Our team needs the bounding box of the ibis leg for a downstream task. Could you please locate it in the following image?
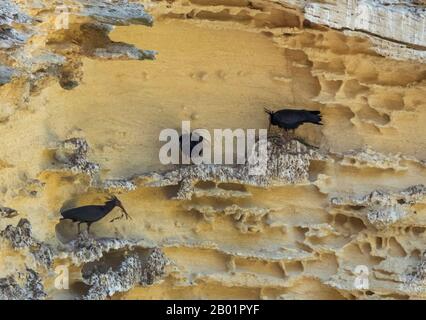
[280,130,289,143]
[87,223,92,234]
[77,222,81,234]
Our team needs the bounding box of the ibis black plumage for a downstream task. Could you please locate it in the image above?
[179,132,204,160]
[265,108,323,132]
[60,195,132,234]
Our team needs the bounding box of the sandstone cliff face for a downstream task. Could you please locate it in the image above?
[0,0,425,300]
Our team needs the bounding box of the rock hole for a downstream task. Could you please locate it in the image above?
[284,261,304,275]
[341,79,368,99]
[195,181,217,189]
[334,214,347,227]
[217,183,247,192]
[348,216,366,232]
[412,226,425,235]
[376,237,383,250]
[254,8,301,28]
[411,249,421,259]
[388,237,406,257]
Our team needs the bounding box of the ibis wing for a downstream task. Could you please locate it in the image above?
[61,205,105,222]
[274,110,304,125]
[275,109,321,125]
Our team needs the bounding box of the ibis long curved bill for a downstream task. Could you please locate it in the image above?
[118,203,132,220]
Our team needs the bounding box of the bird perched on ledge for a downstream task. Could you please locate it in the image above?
[60,195,132,234]
[179,132,205,164]
[265,108,323,132]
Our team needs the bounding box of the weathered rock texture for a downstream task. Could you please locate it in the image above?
[0,0,425,300]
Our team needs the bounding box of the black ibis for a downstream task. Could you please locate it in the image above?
[179,132,204,161]
[265,108,323,132]
[60,195,132,234]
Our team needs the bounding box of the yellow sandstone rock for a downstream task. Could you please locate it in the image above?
[0,0,425,300]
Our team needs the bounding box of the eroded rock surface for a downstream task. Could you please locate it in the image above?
[0,0,425,300]
[82,248,168,300]
[0,268,46,300]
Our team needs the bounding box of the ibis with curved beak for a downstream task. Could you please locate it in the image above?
[60,195,132,234]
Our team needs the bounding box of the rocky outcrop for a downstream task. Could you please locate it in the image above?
[0,268,46,300]
[82,248,167,300]
[284,0,426,62]
[0,0,155,121]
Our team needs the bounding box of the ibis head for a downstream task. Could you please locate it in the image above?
[107,195,132,221]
